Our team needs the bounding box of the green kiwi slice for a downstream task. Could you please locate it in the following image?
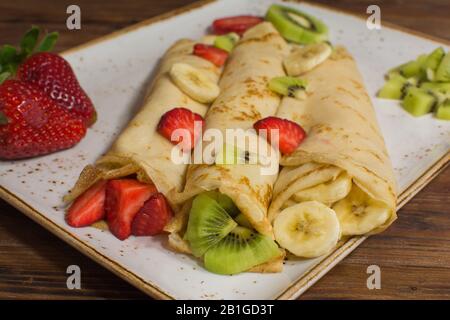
[420,82,450,94]
[269,76,308,100]
[378,74,412,100]
[421,47,445,81]
[435,53,450,82]
[204,226,282,275]
[185,193,237,257]
[214,33,239,52]
[266,4,328,44]
[402,87,437,116]
[435,100,450,120]
[202,190,239,217]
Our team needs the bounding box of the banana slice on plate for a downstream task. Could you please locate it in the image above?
[294,173,352,205]
[332,184,391,236]
[273,201,340,258]
[284,42,332,76]
[170,63,220,103]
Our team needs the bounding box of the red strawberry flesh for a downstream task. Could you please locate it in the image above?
[253,116,306,155]
[105,179,157,240]
[132,192,173,236]
[0,80,87,160]
[66,180,107,227]
[17,52,96,126]
[193,44,228,67]
[212,15,264,35]
[157,107,205,151]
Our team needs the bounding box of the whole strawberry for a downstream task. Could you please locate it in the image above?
[17,52,96,126]
[0,80,86,160]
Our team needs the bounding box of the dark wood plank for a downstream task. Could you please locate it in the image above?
[0,0,449,300]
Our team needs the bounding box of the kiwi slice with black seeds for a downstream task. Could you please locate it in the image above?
[214,33,239,52]
[202,190,239,217]
[266,4,328,44]
[185,193,237,257]
[402,87,437,116]
[204,226,282,275]
[269,76,308,100]
[436,53,450,82]
[435,99,450,120]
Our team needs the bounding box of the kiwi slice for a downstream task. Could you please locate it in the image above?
[269,76,308,100]
[266,4,328,44]
[421,47,445,81]
[399,55,427,78]
[435,53,450,82]
[435,100,450,120]
[402,87,437,116]
[204,226,282,275]
[185,193,237,257]
[202,190,239,217]
[378,74,411,100]
[214,33,239,53]
[420,82,450,93]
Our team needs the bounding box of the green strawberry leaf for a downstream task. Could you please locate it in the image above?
[20,26,40,58]
[0,72,11,84]
[37,32,59,52]
[0,111,9,125]
[0,45,17,66]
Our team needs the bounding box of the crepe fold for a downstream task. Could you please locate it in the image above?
[64,39,221,208]
[269,47,397,235]
[168,22,289,240]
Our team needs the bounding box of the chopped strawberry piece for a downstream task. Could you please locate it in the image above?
[193,44,228,67]
[66,180,107,227]
[157,107,205,151]
[132,193,173,236]
[105,179,158,240]
[212,15,264,36]
[253,116,307,155]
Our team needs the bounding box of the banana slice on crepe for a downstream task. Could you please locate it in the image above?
[293,173,352,206]
[273,201,340,258]
[170,63,220,103]
[284,42,332,76]
[332,184,391,236]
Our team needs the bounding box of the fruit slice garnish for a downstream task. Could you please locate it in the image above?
[212,15,264,36]
[202,190,240,217]
[421,47,445,81]
[377,74,412,100]
[420,82,450,94]
[213,32,240,52]
[185,193,238,257]
[265,4,328,44]
[436,52,450,82]
[402,87,437,116]
[254,116,307,155]
[66,180,107,227]
[131,192,173,236]
[203,226,282,275]
[435,100,450,120]
[169,63,220,103]
[105,179,157,240]
[284,42,332,76]
[157,107,205,151]
[268,76,308,100]
[274,201,340,258]
[193,44,228,67]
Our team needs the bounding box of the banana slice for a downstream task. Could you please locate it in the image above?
[284,42,332,76]
[294,173,352,205]
[273,201,340,258]
[169,63,220,103]
[332,184,391,236]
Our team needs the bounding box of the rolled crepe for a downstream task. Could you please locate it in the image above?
[269,47,397,236]
[169,22,289,240]
[65,39,221,209]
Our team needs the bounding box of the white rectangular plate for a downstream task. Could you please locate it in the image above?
[1,0,449,300]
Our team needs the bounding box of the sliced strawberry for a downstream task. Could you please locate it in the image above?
[131,193,173,236]
[253,116,307,155]
[66,180,107,227]
[212,15,264,36]
[157,107,205,151]
[105,179,158,240]
[193,44,228,67]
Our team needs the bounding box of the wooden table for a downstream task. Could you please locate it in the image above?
[0,0,449,300]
